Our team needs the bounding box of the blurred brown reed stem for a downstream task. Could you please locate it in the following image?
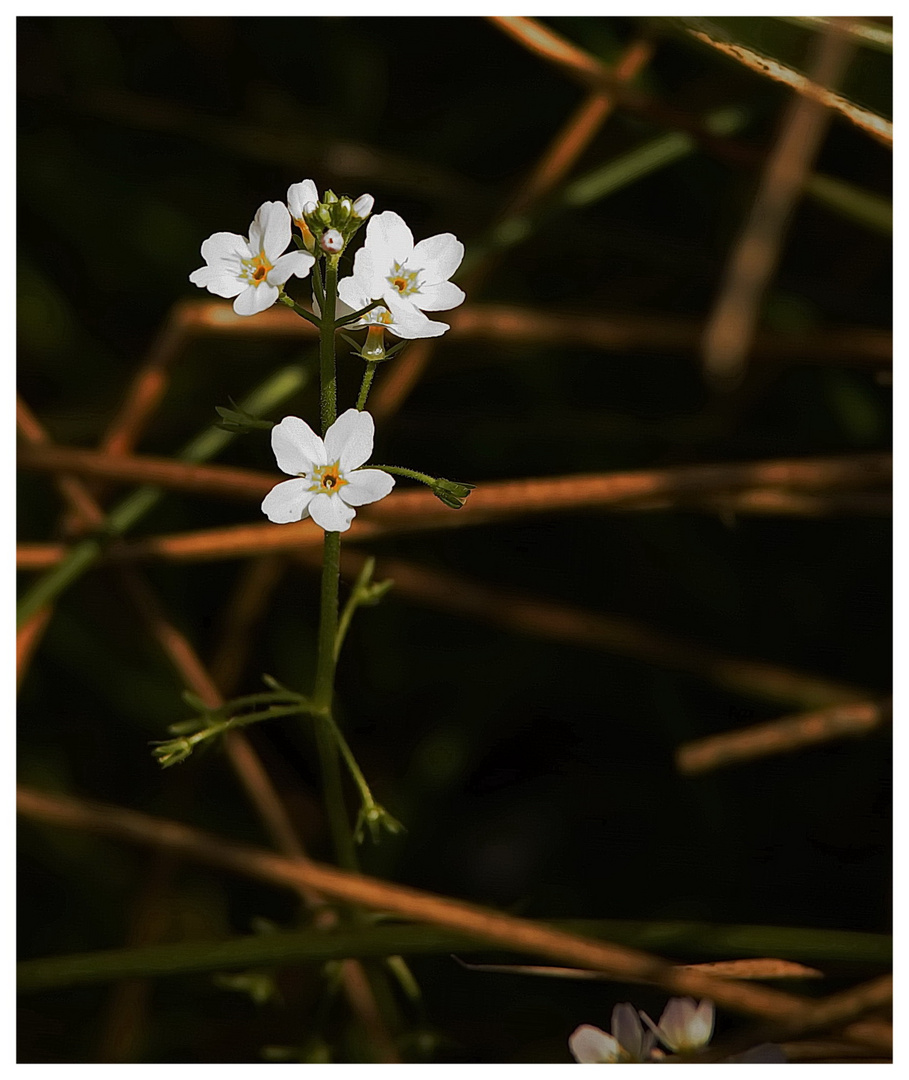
[96,849,175,1062]
[458,957,822,981]
[491,16,891,149]
[152,299,893,367]
[314,550,867,711]
[19,444,891,522]
[209,555,289,696]
[16,395,107,689]
[686,24,891,147]
[19,783,890,1043]
[17,543,66,569]
[448,304,891,367]
[100,305,189,458]
[16,606,52,691]
[676,698,891,774]
[371,36,653,421]
[702,25,857,385]
[16,475,891,574]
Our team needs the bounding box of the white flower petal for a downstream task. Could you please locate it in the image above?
[261,478,315,523]
[271,415,326,475]
[569,1026,622,1064]
[200,231,250,264]
[324,408,374,471]
[412,280,465,312]
[249,201,291,261]
[612,1003,645,1061]
[383,294,448,338]
[309,492,356,533]
[349,248,386,299]
[233,282,279,316]
[268,249,315,286]
[341,468,395,507]
[365,211,414,264]
[337,275,371,316]
[287,179,319,219]
[411,233,464,284]
[189,266,246,297]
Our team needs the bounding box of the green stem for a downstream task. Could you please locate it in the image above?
[17,365,309,627]
[337,300,383,326]
[356,361,379,411]
[17,920,891,992]
[312,256,357,873]
[312,258,326,311]
[369,464,438,486]
[319,257,339,435]
[283,296,322,330]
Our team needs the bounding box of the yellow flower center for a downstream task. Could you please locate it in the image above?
[243,250,273,287]
[310,461,348,495]
[386,262,419,297]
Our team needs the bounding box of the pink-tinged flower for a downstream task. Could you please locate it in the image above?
[189,202,314,316]
[338,210,464,337]
[641,998,715,1054]
[261,409,395,533]
[569,1004,657,1064]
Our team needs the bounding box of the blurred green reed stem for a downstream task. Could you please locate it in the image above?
[464,105,889,275]
[16,364,310,627]
[18,920,891,992]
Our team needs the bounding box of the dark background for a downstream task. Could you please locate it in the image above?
[18,16,891,1063]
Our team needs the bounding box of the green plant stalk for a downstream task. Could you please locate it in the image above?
[18,920,891,992]
[311,253,358,874]
[369,463,439,486]
[16,364,309,627]
[335,558,376,662]
[356,360,379,411]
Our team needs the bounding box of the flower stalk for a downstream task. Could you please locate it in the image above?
[312,252,357,873]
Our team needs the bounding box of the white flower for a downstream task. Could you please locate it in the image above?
[338,210,465,337]
[261,409,395,533]
[287,179,320,229]
[641,998,715,1054]
[335,277,449,340]
[189,202,314,316]
[569,1026,623,1064]
[570,1004,657,1064]
[352,193,375,219]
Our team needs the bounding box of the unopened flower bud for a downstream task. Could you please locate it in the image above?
[302,200,317,217]
[320,229,344,254]
[352,193,375,219]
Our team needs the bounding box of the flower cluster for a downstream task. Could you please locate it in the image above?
[191,178,471,533]
[569,998,785,1064]
[189,181,465,342]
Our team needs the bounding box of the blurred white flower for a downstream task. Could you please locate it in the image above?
[570,1003,657,1064]
[189,201,314,316]
[641,998,715,1054]
[261,409,394,533]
